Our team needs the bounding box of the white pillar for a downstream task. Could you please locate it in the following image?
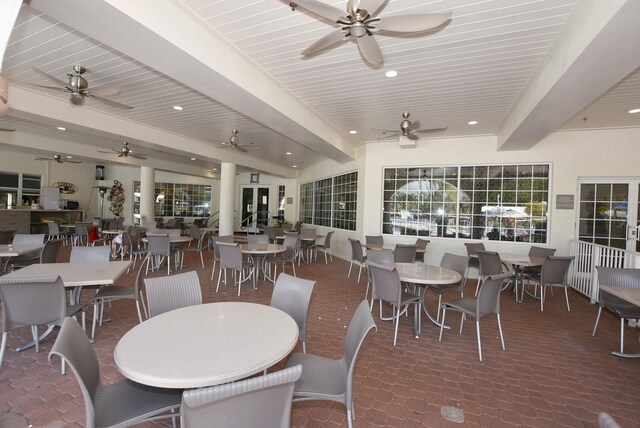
[140,166,155,230]
[219,162,236,236]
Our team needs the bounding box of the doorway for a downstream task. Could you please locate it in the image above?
[577,180,639,252]
[240,185,270,233]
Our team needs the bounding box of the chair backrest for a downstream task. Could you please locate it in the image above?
[293,220,303,232]
[348,238,364,262]
[74,223,91,237]
[0,275,67,331]
[12,233,45,245]
[540,256,574,285]
[69,245,110,263]
[596,266,640,289]
[343,300,377,406]
[144,270,203,318]
[394,244,417,263]
[323,231,334,248]
[464,242,485,256]
[415,238,429,251]
[217,242,243,270]
[147,234,171,256]
[263,226,276,241]
[165,228,182,238]
[477,250,503,276]
[528,246,556,258]
[0,229,16,244]
[247,234,269,244]
[367,249,394,264]
[40,239,64,263]
[365,235,383,248]
[440,253,469,290]
[189,225,203,240]
[49,317,101,427]
[271,273,316,345]
[476,272,512,318]
[598,412,621,428]
[300,228,316,239]
[280,236,299,260]
[211,235,235,260]
[46,221,61,236]
[180,365,302,428]
[368,262,402,306]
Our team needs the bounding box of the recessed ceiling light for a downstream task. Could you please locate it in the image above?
[285,152,292,155]
[292,165,297,168]
[349,130,357,134]
[190,157,196,161]
[629,108,640,114]
[468,120,478,125]
[66,155,73,159]
[57,126,66,131]
[173,105,184,111]
[385,70,398,78]
[212,168,218,171]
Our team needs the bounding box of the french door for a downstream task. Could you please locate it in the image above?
[240,186,270,233]
[577,180,640,252]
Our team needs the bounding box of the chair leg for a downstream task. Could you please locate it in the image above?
[393,306,400,346]
[497,314,505,350]
[459,313,466,334]
[438,307,447,342]
[564,287,570,311]
[91,303,99,340]
[619,317,625,354]
[357,265,363,283]
[216,269,223,292]
[135,301,143,323]
[32,326,40,353]
[348,261,353,278]
[476,320,483,361]
[436,295,442,323]
[592,307,602,336]
[540,284,545,311]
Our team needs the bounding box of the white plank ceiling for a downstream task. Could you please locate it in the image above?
[0,0,638,176]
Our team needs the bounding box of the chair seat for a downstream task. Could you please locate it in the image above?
[94,380,182,428]
[428,283,461,296]
[67,304,86,318]
[400,291,421,306]
[92,285,136,302]
[286,352,347,398]
[441,297,476,316]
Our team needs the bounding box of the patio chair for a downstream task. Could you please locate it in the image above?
[210,235,235,280]
[40,239,64,263]
[526,256,574,311]
[271,273,316,353]
[0,229,15,244]
[181,365,301,428]
[90,255,149,340]
[0,276,86,373]
[592,266,640,356]
[368,262,422,346]
[439,272,511,361]
[284,300,376,428]
[146,234,173,275]
[414,238,429,262]
[46,221,72,245]
[522,246,557,280]
[6,234,46,271]
[465,242,485,290]
[73,222,92,246]
[180,226,207,268]
[268,235,298,278]
[347,238,367,283]
[49,317,181,428]
[216,242,253,296]
[365,248,394,303]
[121,230,148,270]
[247,234,269,244]
[430,253,469,322]
[312,230,334,264]
[365,235,383,249]
[144,270,202,318]
[69,245,110,262]
[598,412,621,428]
[394,244,417,263]
[476,250,506,297]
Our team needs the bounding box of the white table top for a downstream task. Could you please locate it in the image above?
[600,284,640,307]
[0,243,44,257]
[240,243,287,255]
[394,263,462,285]
[2,261,131,287]
[363,243,425,253]
[496,252,545,268]
[114,302,299,389]
[142,235,193,244]
[101,229,122,236]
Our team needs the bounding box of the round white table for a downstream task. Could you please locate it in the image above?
[395,263,462,329]
[240,243,286,287]
[114,302,299,389]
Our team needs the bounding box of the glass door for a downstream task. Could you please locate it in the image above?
[577,180,639,252]
[240,186,270,233]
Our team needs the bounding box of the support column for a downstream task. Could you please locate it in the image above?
[219,162,236,236]
[140,166,155,230]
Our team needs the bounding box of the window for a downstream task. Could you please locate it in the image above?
[0,171,41,208]
[382,164,549,243]
[277,185,285,220]
[133,181,212,224]
[299,171,357,231]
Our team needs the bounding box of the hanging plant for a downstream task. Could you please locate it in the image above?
[107,180,125,217]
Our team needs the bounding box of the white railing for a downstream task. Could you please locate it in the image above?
[570,240,640,303]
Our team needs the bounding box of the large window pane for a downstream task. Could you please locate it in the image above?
[299,171,357,231]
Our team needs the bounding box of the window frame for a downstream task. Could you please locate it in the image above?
[299,171,358,231]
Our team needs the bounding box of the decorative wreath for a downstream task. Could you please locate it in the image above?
[52,181,78,194]
[107,180,125,217]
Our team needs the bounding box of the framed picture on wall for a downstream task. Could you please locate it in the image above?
[250,173,260,184]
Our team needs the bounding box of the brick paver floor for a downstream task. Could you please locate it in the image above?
[1,244,638,427]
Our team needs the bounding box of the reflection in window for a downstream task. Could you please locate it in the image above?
[299,171,357,231]
[133,181,212,224]
[382,164,549,243]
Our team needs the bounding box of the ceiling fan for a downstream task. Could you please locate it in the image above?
[98,142,147,159]
[30,65,133,110]
[0,128,15,132]
[35,154,81,164]
[291,0,452,66]
[216,129,262,153]
[376,112,448,141]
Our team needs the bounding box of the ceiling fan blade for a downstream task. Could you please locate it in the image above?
[377,12,452,33]
[87,94,133,110]
[88,85,121,98]
[0,128,15,132]
[97,149,118,154]
[409,120,421,132]
[415,127,448,133]
[357,35,383,66]
[378,132,399,139]
[129,153,148,159]
[407,133,420,141]
[347,0,359,17]
[65,159,82,163]
[359,0,385,15]
[234,145,248,153]
[294,0,345,21]
[301,29,347,57]
[32,84,63,92]
[238,145,262,152]
[35,157,49,161]
[372,128,397,133]
[33,67,67,86]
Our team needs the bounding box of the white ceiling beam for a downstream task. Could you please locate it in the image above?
[497,0,640,151]
[7,84,295,177]
[27,0,355,163]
